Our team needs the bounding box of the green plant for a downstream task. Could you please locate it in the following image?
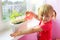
[10,10,24,24]
[2,2,5,5]
[10,10,19,20]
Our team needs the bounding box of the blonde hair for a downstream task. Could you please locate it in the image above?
[38,4,56,19]
[53,10,56,19]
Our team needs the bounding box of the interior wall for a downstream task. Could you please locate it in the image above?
[0,0,9,31]
[0,0,4,31]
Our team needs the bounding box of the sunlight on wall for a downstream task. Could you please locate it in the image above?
[26,0,46,15]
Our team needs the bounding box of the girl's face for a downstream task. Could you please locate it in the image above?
[39,13,52,23]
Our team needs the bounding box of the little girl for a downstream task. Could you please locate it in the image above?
[10,4,56,40]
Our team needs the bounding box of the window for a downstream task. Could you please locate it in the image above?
[2,0,26,22]
[2,0,45,22]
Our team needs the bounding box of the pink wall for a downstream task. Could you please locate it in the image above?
[18,33,37,40]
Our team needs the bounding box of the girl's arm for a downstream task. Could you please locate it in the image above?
[33,14,40,21]
[10,25,42,37]
[19,26,42,34]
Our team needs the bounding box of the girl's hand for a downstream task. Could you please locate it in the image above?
[10,31,20,37]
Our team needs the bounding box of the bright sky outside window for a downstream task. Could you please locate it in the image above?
[2,0,24,2]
